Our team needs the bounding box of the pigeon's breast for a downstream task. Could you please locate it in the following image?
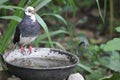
[19,20,40,37]
[19,36,37,46]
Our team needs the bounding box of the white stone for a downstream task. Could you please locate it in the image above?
[68,73,85,80]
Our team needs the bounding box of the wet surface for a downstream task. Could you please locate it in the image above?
[9,57,73,69]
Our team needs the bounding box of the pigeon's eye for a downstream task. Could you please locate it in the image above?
[28,10,32,13]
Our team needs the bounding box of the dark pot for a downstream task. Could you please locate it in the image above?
[2,48,79,80]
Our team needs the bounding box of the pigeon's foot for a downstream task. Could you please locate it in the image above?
[28,45,32,54]
[20,46,25,55]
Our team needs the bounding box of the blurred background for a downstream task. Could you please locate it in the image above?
[0,0,120,80]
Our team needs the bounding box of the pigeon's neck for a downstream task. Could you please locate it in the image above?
[30,15,36,22]
[25,13,36,22]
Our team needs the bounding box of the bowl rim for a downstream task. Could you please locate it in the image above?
[4,48,79,70]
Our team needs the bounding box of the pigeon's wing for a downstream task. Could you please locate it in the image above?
[13,25,20,44]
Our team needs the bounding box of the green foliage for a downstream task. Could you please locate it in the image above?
[99,74,113,80]
[0,0,8,5]
[0,0,27,53]
[34,0,51,12]
[68,0,77,17]
[103,27,120,51]
[116,26,120,32]
[76,0,95,8]
[41,13,67,25]
[87,71,104,80]
[0,5,24,11]
[94,27,120,80]
[0,16,21,22]
[34,30,69,48]
[75,40,120,80]
[75,43,104,79]
[103,38,120,51]
[77,63,92,73]
[35,14,54,47]
[88,26,120,80]
[0,0,68,53]
[100,51,120,72]
[100,73,120,80]
[96,0,107,23]
[46,0,77,17]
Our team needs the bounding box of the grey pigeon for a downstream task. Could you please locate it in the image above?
[13,6,40,54]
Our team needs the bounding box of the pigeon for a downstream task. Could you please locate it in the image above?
[13,6,40,54]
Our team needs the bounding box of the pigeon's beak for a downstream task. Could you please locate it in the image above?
[31,10,35,14]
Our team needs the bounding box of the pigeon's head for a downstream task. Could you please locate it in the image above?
[25,6,36,22]
[25,6,35,16]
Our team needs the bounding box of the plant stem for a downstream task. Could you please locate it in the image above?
[109,0,114,37]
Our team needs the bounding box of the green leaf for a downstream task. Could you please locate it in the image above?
[41,13,67,25]
[34,30,68,47]
[53,42,66,50]
[77,63,92,73]
[0,0,8,5]
[106,52,120,72]
[35,0,51,11]
[87,71,104,80]
[96,0,105,23]
[36,30,68,41]
[104,38,120,51]
[0,16,22,22]
[100,51,120,72]
[0,5,25,11]
[99,73,120,80]
[69,0,77,17]
[27,0,37,6]
[35,13,54,48]
[99,74,113,80]
[35,41,65,50]
[116,27,120,32]
[32,0,43,7]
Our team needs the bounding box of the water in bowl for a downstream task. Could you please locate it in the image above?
[9,57,73,69]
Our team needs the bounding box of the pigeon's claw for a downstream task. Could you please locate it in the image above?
[28,45,33,54]
[20,46,25,55]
